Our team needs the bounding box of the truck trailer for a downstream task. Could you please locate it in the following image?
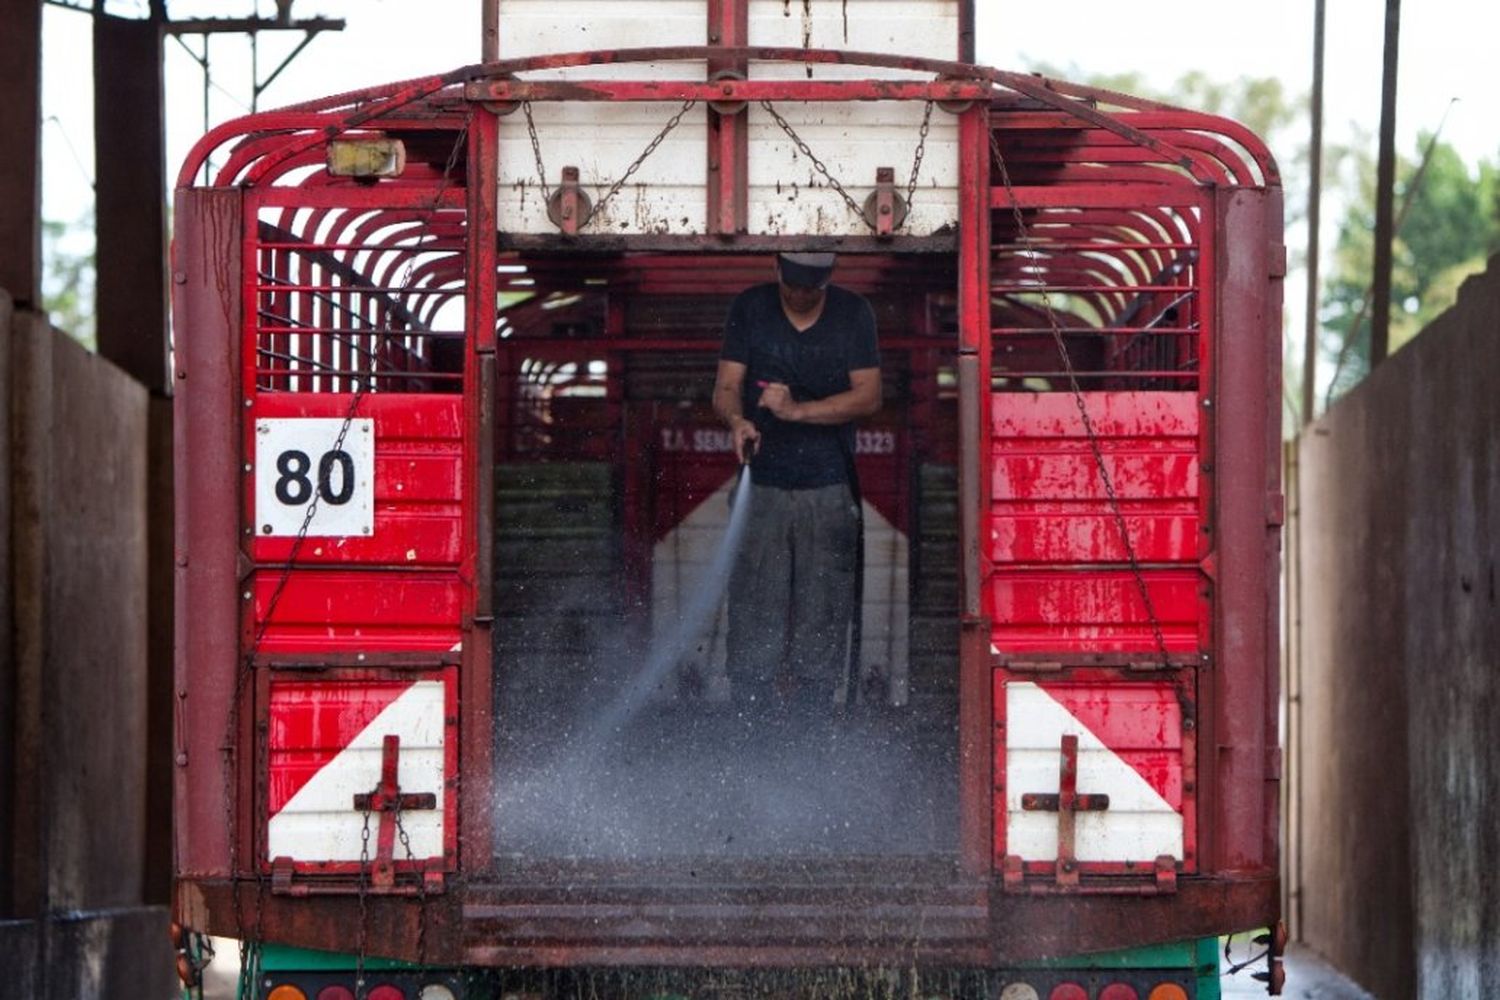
[171,3,1286,997]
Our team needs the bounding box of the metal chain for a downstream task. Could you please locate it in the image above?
[585,99,698,228]
[988,129,1174,669]
[392,804,428,967]
[356,804,373,1000]
[759,100,874,230]
[906,100,935,208]
[760,98,934,232]
[521,101,551,202]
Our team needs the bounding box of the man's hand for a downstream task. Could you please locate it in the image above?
[757,381,801,421]
[731,416,761,464]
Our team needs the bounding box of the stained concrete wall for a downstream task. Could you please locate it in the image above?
[0,289,175,997]
[1294,255,1500,998]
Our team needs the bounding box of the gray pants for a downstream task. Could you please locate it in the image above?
[726,481,860,706]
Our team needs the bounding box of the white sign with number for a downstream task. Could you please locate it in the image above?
[254,418,375,537]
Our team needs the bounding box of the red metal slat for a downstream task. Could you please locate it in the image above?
[251,570,464,653]
[993,392,1198,437]
[993,508,1198,565]
[988,570,1200,654]
[992,447,1199,502]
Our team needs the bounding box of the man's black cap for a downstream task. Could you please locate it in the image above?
[777,252,837,289]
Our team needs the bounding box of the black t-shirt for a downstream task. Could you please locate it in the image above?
[720,283,880,489]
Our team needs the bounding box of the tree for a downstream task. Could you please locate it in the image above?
[1320,136,1500,404]
[41,212,97,350]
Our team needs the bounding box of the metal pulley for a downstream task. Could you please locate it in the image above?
[546,166,593,234]
[708,69,748,116]
[861,166,909,236]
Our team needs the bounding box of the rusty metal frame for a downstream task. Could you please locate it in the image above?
[172,41,1282,969]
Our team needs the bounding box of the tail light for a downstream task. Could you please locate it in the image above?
[1147,985,1190,1000]
[315,988,356,1000]
[998,985,1041,1000]
[1099,985,1141,1000]
[366,987,407,1000]
[1048,985,1089,1000]
[267,988,309,1000]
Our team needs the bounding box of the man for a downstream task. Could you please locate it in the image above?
[712,251,881,713]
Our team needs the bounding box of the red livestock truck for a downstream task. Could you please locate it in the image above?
[171,3,1285,997]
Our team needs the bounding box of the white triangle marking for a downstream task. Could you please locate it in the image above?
[268,680,445,862]
[1006,681,1183,862]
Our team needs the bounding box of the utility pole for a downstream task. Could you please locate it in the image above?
[1370,0,1401,367]
[1301,0,1325,426]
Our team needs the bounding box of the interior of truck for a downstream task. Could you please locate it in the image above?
[486,250,965,863]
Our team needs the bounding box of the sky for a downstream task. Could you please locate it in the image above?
[38,0,1500,401]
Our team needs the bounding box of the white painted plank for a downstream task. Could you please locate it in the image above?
[494,0,960,235]
[268,682,446,861]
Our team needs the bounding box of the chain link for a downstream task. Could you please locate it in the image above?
[585,99,698,229]
[906,100,935,208]
[988,130,1174,669]
[521,100,551,203]
[760,99,934,232]
[759,100,874,230]
[356,804,373,1000]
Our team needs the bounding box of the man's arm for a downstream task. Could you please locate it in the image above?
[757,367,881,425]
[713,359,761,463]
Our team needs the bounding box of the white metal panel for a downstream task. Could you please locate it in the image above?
[494,0,960,235]
[1005,681,1184,863]
[254,418,374,538]
[496,0,708,79]
[745,100,957,235]
[747,0,958,78]
[498,102,710,234]
[267,681,446,861]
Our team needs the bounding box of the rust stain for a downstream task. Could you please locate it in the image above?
[802,0,814,78]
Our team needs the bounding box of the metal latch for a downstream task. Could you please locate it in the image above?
[1020,734,1110,887]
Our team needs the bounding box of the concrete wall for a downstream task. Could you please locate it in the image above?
[1293,255,1500,998]
[0,290,175,998]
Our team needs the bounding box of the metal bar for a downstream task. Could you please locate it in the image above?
[494,233,957,254]
[993,327,1201,336]
[957,104,992,881]
[161,16,346,35]
[0,0,42,305]
[256,327,462,338]
[994,284,1197,294]
[1370,0,1401,367]
[481,0,498,62]
[1301,0,1326,425]
[1056,734,1080,886]
[958,0,975,62]
[252,367,461,380]
[490,336,953,352]
[467,79,989,103]
[461,107,499,880]
[706,0,748,236]
[991,187,1203,210]
[94,13,170,393]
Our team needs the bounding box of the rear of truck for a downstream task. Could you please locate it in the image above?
[172,3,1285,997]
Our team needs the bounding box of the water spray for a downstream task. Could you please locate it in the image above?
[581,462,755,748]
